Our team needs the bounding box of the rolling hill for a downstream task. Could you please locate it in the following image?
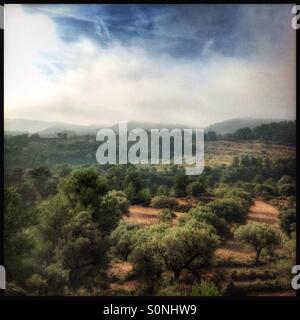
[4,117,290,137]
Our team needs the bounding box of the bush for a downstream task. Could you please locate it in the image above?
[186,181,205,197]
[277,175,294,187]
[191,280,221,296]
[44,264,68,295]
[173,203,192,212]
[110,221,140,260]
[278,184,296,197]
[231,269,276,281]
[187,206,231,239]
[106,190,130,213]
[159,209,176,223]
[156,185,169,196]
[207,198,248,224]
[226,188,253,205]
[287,196,296,207]
[138,188,152,206]
[26,274,48,295]
[150,196,177,209]
[254,184,277,198]
[234,280,282,293]
[279,209,296,235]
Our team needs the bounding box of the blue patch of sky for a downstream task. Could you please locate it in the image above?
[24,4,261,60]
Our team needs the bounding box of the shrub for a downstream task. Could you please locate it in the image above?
[186,181,205,197]
[207,198,248,224]
[110,221,140,260]
[106,190,130,213]
[277,175,294,187]
[226,188,253,205]
[287,196,296,207]
[234,280,282,293]
[187,206,231,239]
[254,184,277,198]
[26,274,48,295]
[278,184,296,197]
[279,209,296,235]
[138,188,152,206]
[44,264,68,295]
[150,196,177,209]
[191,280,221,296]
[159,209,176,223]
[156,185,169,196]
[173,203,192,212]
[231,269,276,281]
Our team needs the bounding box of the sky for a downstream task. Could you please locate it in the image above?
[4,4,296,127]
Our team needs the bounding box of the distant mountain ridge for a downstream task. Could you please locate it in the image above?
[4,117,291,137]
[4,119,56,134]
[205,118,285,135]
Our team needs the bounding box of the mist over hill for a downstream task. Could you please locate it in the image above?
[4,117,291,137]
[4,119,56,134]
[205,118,285,135]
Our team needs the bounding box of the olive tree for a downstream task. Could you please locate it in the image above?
[131,224,169,294]
[185,206,231,239]
[161,220,220,280]
[109,221,140,260]
[234,222,280,265]
[59,211,106,288]
[208,198,248,224]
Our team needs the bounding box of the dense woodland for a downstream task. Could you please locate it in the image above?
[4,120,296,296]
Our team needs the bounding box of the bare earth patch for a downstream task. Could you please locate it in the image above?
[124,204,186,226]
[215,241,255,261]
[107,260,133,281]
[109,280,140,293]
[106,260,140,293]
[247,200,279,225]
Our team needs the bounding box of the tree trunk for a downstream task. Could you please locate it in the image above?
[173,269,181,281]
[255,248,262,265]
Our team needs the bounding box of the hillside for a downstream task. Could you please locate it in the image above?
[206,118,286,135]
[4,119,56,134]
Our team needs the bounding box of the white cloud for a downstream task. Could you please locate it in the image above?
[4,4,296,127]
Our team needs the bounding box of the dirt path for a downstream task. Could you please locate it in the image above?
[124,204,185,225]
[215,241,255,261]
[107,260,140,293]
[247,200,279,225]
[124,205,161,225]
[107,260,133,281]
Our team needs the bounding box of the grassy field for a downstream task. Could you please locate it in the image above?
[204,140,296,167]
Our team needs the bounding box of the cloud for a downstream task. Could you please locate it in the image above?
[4,4,296,127]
